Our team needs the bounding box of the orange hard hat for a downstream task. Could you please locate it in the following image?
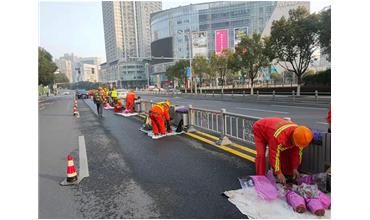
[98,87,102,90]
[293,126,313,148]
[165,100,171,107]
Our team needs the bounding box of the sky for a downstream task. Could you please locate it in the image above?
[39,0,331,62]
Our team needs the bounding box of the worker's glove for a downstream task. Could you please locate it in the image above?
[277,173,286,185]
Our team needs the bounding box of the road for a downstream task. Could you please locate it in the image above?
[139,94,330,132]
[39,95,255,218]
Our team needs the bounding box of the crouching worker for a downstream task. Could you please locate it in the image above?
[125,90,137,113]
[149,100,171,138]
[253,117,313,184]
[114,99,124,113]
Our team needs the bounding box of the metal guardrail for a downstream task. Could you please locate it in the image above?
[189,106,260,146]
[135,98,330,173]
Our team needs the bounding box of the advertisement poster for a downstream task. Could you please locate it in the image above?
[192,31,208,57]
[234,27,248,48]
[215,29,229,55]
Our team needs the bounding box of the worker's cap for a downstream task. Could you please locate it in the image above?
[293,126,313,148]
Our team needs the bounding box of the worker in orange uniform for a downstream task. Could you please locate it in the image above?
[125,90,137,113]
[252,117,313,184]
[149,100,171,137]
[114,99,124,113]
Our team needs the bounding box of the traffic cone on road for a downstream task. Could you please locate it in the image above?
[66,155,78,183]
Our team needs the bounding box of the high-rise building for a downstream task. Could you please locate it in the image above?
[101,1,162,88]
[150,1,310,87]
[56,54,102,83]
[55,58,73,83]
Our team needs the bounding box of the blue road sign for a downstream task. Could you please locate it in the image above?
[186,67,191,79]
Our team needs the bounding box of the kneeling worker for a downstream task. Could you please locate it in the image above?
[149,100,171,137]
[125,90,137,113]
[253,117,313,184]
[114,99,124,112]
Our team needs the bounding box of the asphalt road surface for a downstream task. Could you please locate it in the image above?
[140,94,330,132]
[39,95,255,218]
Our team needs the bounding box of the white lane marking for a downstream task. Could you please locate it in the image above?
[316,122,329,125]
[271,105,327,110]
[235,107,289,114]
[78,135,89,179]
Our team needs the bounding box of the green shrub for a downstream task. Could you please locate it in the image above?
[303,69,331,85]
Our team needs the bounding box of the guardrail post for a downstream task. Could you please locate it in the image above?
[216,108,232,145]
[315,90,318,103]
[138,100,143,113]
[273,90,276,101]
[243,90,245,97]
[231,90,234,98]
[187,104,196,132]
[292,90,296,102]
[256,90,259,101]
[213,91,215,97]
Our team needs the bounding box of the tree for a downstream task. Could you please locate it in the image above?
[235,33,272,95]
[191,55,209,92]
[318,8,331,61]
[269,7,319,96]
[54,73,70,84]
[38,47,57,86]
[165,59,189,89]
[210,49,234,94]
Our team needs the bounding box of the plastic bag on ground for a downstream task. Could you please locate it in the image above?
[250,175,279,201]
[286,190,306,213]
[306,198,325,216]
[266,169,277,188]
[296,175,315,185]
[318,191,331,209]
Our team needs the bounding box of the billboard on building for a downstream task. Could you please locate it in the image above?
[151,37,173,64]
[215,29,229,55]
[192,31,208,58]
[234,27,248,48]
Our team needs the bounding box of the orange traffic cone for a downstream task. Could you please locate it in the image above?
[60,155,79,186]
[73,105,78,115]
[66,155,78,183]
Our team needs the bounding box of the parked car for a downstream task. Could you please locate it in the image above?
[76,89,88,99]
[63,91,70,95]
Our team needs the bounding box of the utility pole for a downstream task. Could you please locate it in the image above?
[188,31,193,94]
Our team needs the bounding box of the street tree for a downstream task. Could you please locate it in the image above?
[210,49,234,94]
[191,55,209,93]
[165,59,189,89]
[39,47,57,86]
[318,7,331,61]
[235,33,271,95]
[54,73,69,84]
[269,7,319,96]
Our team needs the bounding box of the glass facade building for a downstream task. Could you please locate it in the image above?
[150,1,309,87]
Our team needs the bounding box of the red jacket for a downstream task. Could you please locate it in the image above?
[253,118,303,176]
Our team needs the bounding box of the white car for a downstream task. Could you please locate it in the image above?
[63,91,70,95]
[117,89,127,99]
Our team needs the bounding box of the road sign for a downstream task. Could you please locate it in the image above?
[186,67,191,79]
